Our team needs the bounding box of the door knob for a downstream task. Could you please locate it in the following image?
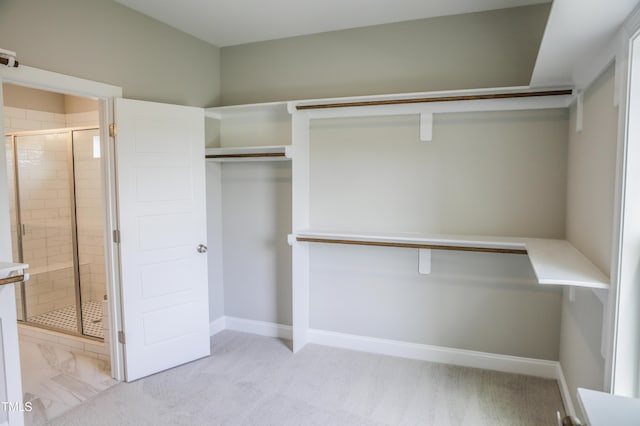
[197,244,208,253]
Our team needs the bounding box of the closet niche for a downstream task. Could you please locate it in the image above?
[205,103,293,332]
[205,88,608,361]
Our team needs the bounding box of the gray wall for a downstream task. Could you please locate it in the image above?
[0,0,220,107]
[207,106,293,324]
[310,111,568,238]
[307,110,567,360]
[562,64,618,413]
[221,162,292,325]
[216,3,567,360]
[0,0,221,322]
[221,4,550,105]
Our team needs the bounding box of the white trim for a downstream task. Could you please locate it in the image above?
[610,23,640,397]
[100,98,124,382]
[291,110,311,353]
[557,363,577,417]
[211,316,293,340]
[0,65,125,382]
[307,328,559,379]
[0,65,121,99]
[211,319,571,404]
[209,316,227,335]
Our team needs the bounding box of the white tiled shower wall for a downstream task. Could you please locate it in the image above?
[74,128,107,303]
[4,106,104,320]
[3,107,98,131]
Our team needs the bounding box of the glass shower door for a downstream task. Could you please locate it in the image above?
[14,131,82,334]
[72,128,106,338]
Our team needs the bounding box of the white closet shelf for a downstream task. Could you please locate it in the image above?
[294,88,573,111]
[205,101,289,119]
[0,262,28,279]
[0,262,29,286]
[294,230,609,289]
[205,145,291,162]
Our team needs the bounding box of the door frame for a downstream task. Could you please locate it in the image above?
[0,64,125,380]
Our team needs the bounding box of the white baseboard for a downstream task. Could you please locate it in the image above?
[210,316,292,340]
[209,316,227,336]
[210,319,563,383]
[307,328,560,379]
[556,363,576,416]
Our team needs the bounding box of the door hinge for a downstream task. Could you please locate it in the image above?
[113,229,121,244]
[109,123,118,137]
[118,330,126,344]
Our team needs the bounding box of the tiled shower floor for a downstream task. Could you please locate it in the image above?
[28,300,103,338]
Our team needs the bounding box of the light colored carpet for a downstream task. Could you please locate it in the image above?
[48,330,564,425]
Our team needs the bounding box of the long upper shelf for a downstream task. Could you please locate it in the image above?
[295,89,573,110]
[205,86,575,117]
[295,231,609,289]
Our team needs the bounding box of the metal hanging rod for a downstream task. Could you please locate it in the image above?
[296,237,528,255]
[0,56,19,68]
[205,152,287,159]
[0,274,24,286]
[295,89,573,110]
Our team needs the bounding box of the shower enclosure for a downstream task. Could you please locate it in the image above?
[5,127,106,339]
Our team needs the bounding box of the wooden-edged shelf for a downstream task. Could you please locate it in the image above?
[205,145,291,162]
[294,231,609,289]
[0,262,29,286]
[295,89,573,110]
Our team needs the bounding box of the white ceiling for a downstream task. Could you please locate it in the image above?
[114,0,550,47]
[531,0,640,87]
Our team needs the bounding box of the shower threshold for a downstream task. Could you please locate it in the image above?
[27,300,104,339]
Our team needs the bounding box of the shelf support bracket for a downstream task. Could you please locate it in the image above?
[420,112,433,142]
[576,92,584,132]
[419,249,432,274]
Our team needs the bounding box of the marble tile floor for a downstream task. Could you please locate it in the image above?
[18,338,117,425]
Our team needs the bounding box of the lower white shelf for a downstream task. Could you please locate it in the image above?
[294,230,609,289]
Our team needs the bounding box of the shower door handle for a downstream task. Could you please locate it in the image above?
[197,244,208,254]
[21,224,26,236]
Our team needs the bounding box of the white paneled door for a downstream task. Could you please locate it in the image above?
[114,99,209,381]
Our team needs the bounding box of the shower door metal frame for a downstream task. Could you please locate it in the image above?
[7,134,26,324]
[67,129,84,336]
[6,126,102,341]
